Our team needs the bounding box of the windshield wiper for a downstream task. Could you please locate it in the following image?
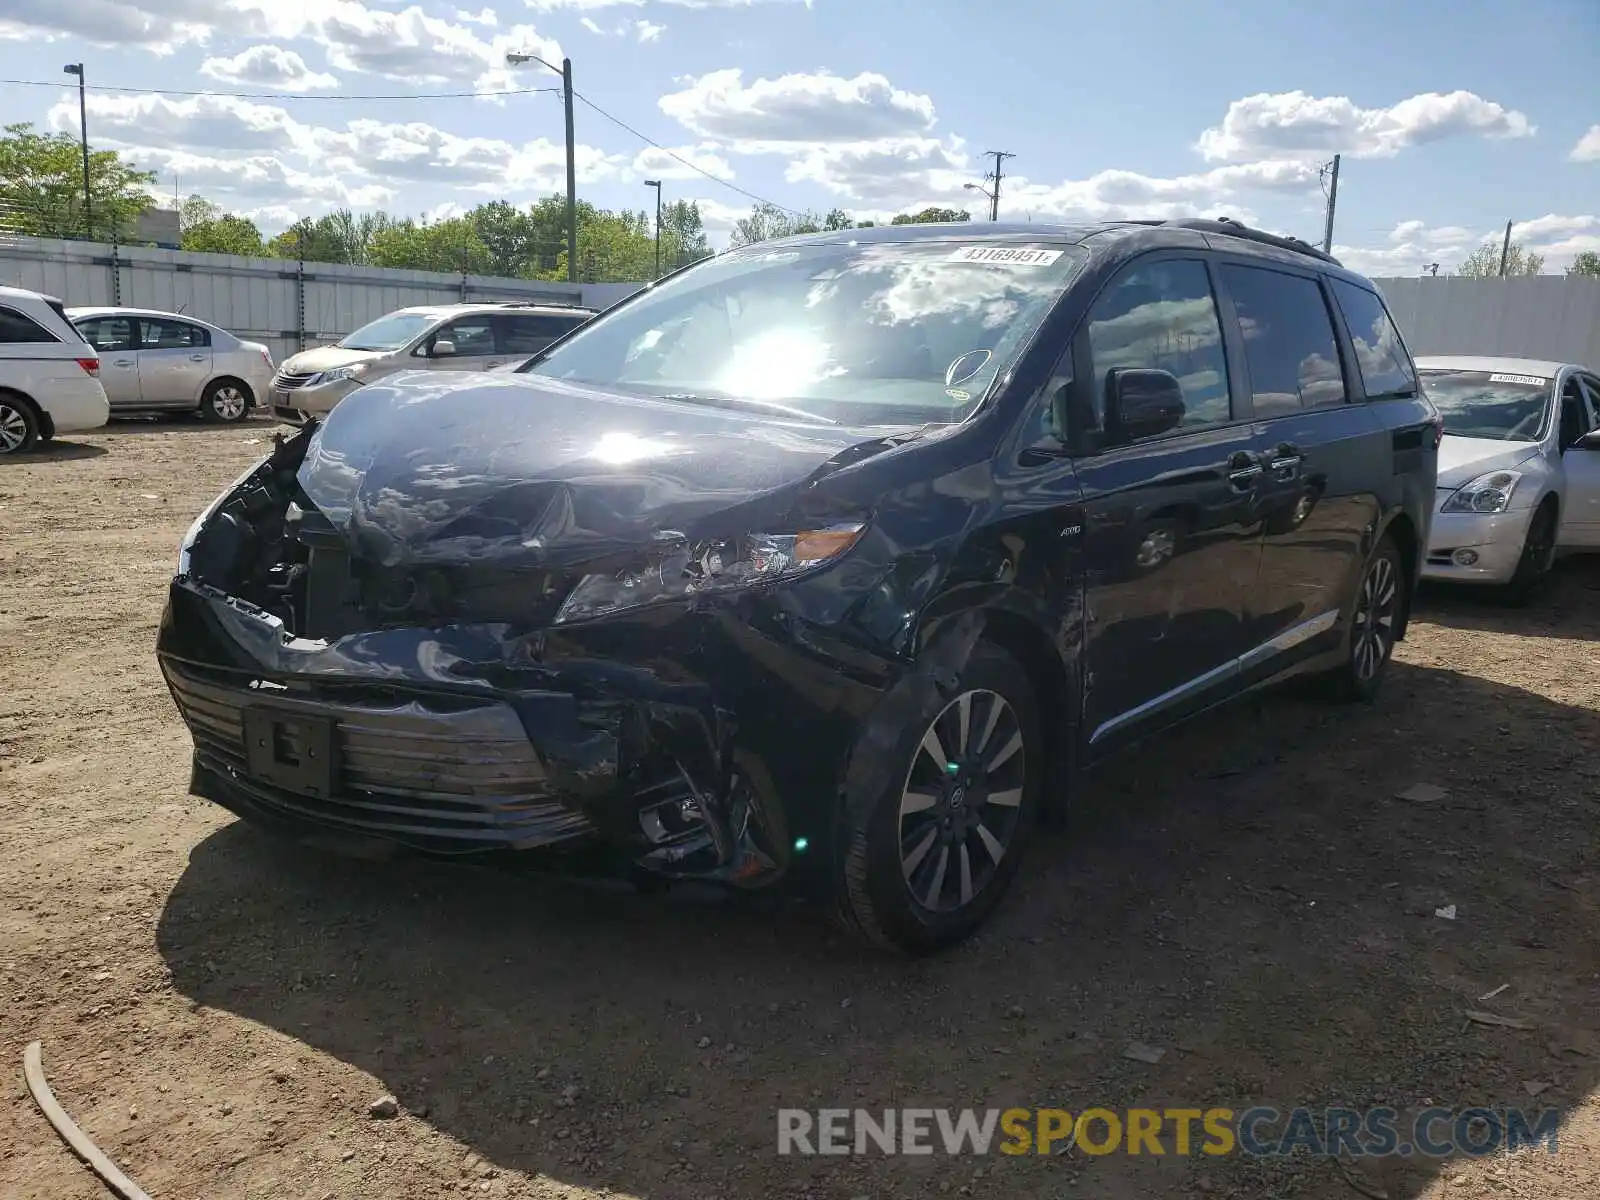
[656,392,838,425]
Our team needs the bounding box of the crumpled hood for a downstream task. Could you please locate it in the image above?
[1436,435,1543,490]
[297,371,898,569]
[280,345,386,376]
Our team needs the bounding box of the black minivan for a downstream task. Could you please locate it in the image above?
[159,218,1440,954]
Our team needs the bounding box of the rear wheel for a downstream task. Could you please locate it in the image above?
[836,641,1042,955]
[1502,501,1557,607]
[200,379,251,423]
[0,394,39,455]
[1324,534,1404,703]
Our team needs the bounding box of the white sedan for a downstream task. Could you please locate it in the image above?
[68,307,275,424]
[1417,355,1600,600]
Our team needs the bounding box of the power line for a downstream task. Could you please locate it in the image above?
[0,78,561,102]
[570,89,803,216]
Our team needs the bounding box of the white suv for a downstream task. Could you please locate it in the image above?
[0,285,110,455]
[269,301,595,423]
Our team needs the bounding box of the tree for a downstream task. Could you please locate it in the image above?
[0,121,155,240]
[178,194,264,256]
[659,199,711,269]
[471,200,538,277]
[1566,251,1600,278]
[729,201,854,247]
[1456,238,1545,277]
[890,207,971,225]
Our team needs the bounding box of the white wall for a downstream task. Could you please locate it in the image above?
[0,235,647,365]
[1371,275,1600,367]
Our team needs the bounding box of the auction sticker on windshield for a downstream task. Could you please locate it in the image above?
[1488,373,1548,386]
[948,246,1064,266]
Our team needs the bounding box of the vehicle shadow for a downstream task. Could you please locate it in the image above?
[6,440,108,463]
[157,660,1598,1199]
[102,415,281,434]
[1416,556,1600,640]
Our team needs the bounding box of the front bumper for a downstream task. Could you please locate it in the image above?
[1421,504,1536,584]
[157,577,890,892]
[271,377,361,422]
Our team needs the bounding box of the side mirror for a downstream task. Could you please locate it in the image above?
[430,338,457,358]
[1107,368,1185,442]
[1575,429,1600,451]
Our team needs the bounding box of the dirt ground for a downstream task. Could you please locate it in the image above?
[1,420,1597,1200]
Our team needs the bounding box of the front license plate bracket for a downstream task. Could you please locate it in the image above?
[243,707,337,797]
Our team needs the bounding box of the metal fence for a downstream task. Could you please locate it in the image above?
[0,235,646,365]
[1372,274,1600,367]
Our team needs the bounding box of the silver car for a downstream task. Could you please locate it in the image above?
[268,301,595,423]
[1417,355,1600,599]
[68,307,274,423]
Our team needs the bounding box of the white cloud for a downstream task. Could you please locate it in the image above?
[200,45,340,92]
[659,68,936,145]
[119,146,397,210]
[0,0,219,51]
[523,0,799,7]
[455,5,497,24]
[635,18,665,39]
[59,93,305,154]
[1336,215,1600,276]
[1199,90,1534,161]
[1570,125,1600,163]
[580,17,604,32]
[239,204,303,235]
[631,144,734,182]
[681,196,746,240]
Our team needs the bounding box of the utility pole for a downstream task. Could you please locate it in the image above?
[644,179,662,279]
[62,63,91,240]
[505,52,578,284]
[1498,219,1513,277]
[983,151,1015,221]
[1320,153,1340,254]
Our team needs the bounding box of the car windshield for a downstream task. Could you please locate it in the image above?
[1418,369,1552,442]
[338,313,434,352]
[523,239,1088,426]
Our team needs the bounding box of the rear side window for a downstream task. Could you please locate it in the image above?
[1084,259,1232,430]
[139,318,210,349]
[78,316,136,352]
[1330,280,1416,399]
[1221,265,1347,415]
[0,306,59,344]
[497,314,579,354]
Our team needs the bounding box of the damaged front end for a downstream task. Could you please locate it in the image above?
[159,398,898,895]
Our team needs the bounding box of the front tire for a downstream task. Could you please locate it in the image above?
[1325,534,1404,703]
[200,379,252,424]
[1502,501,1557,607]
[0,394,39,455]
[836,641,1043,955]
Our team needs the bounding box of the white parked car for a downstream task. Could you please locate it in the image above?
[1417,355,1600,600]
[68,307,275,424]
[268,301,595,423]
[0,285,110,455]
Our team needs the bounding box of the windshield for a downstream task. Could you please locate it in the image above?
[523,239,1088,426]
[1418,369,1552,442]
[338,312,434,352]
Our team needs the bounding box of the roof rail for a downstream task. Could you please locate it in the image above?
[1163,217,1341,266]
[494,299,594,310]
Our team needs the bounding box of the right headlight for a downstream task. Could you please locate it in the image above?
[310,364,366,387]
[553,523,866,624]
[1441,470,1524,515]
[177,458,268,575]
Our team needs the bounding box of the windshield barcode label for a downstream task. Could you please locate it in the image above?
[1488,373,1547,386]
[948,246,1063,266]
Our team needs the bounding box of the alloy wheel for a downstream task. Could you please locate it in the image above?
[1519,511,1555,580]
[1351,554,1398,683]
[0,403,29,453]
[211,386,248,421]
[897,689,1026,914]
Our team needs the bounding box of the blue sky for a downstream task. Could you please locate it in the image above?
[2,0,1596,274]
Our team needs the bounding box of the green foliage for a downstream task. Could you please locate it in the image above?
[1456,238,1545,277]
[1566,251,1600,278]
[179,195,265,256]
[890,207,971,224]
[0,121,155,240]
[728,201,861,247]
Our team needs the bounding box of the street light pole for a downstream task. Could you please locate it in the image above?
[62,63,91,240]
[505,52,578,284]
[644,179,662,279]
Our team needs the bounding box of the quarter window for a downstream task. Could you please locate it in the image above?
[1221,265,1347,415]
[0,306,58,344]
[1330,279,1416,399]
[1084,259,1232,431]
[139,318,210,350]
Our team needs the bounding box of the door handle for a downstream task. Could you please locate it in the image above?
[1227,451,1264,490]
[1268,443,1304,476]
[113,359,134,367]
[189,354,206,363]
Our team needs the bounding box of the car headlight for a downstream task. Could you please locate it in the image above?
[177,458,268,575]
[1441,470,1524,514]
[310,364,364,386]
[553,523,866,624]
